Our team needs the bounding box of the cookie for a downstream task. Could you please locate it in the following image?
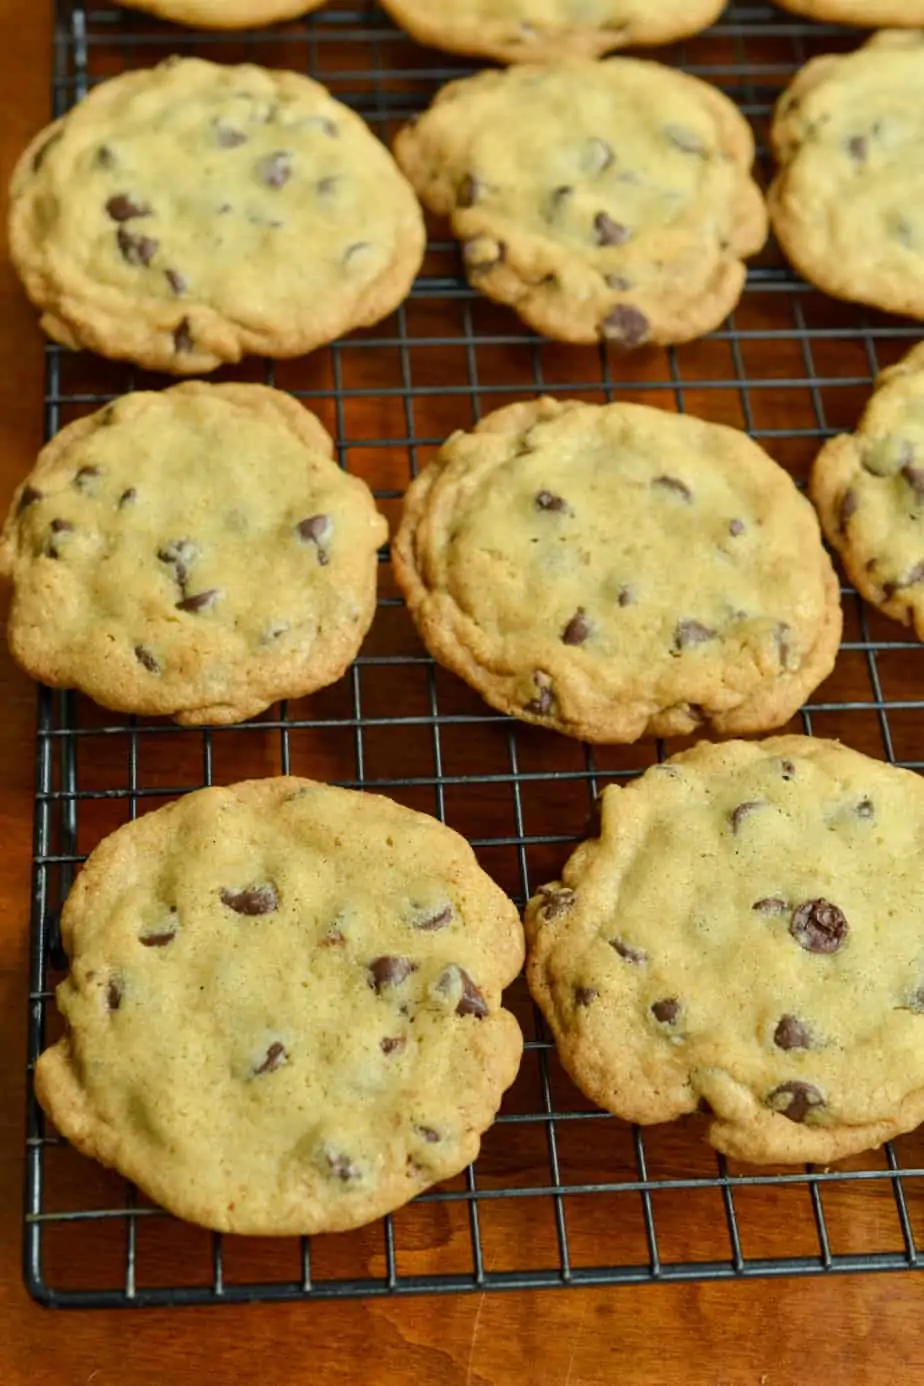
[393,59,767,348]
[769,31,924,321]
[9,57,426,373]
[380,0,726,64]
[393,397,842,743]
[774,2,924,23]
[35,778,525,1235]
[526,736,924,1165]
[810,341,924,638]
[0,383,387,725]
[118,0,323,26]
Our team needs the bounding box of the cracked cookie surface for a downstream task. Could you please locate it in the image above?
[769,31,924,320]
[394,59,767,347]
[35,777,524,1235]
[526,736,924,1164]
[9,57,425,373]
[811,341,924,639]
[0,383,387,725]
[118,0,324,26]
[393,398,841,743]
[380,0,726,64]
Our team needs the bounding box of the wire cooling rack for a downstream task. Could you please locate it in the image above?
[23,0,924,1308]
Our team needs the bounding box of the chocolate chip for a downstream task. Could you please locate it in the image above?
[774,1015,812,1050]
[176,589,220,613]
[839,488,857,532]
[325,1150,360,1182]
[729,518,746,536]
[730,800,763,834]
[790,899,848,955]
[173,318,193,353]
[296,513,333,564]
[258,151,292,187]
[535,490,569,513]
[457,173,482,207]
[768,1080,824,1124]
[95,144,116,169]
[651,998,680,1025]
[525,672,555,717]
[883,560,924,600]
[583,136,614,173]
[139,926,175,946]
[117,226,158,266]
[617,585,635,607]
[157,538,197,587]
[674,619,716,651]
[49,518,73,535]
[753,897,787,915]
[594,212,630,247]
[17,486,42,513]
[216,123,247,148]
[652,475,693,503]
[856,797,874,819]
[254,1041,287,1075]
[74,465,100,490]
[407,902,454,932]
[610,937,647,964]
[455,968,488,1019]
[134,644,160,674]
[418,1125,441,1143]
[106,979,122,1011]
[220,883,278,916]
[561,609,592,646]
[106,194,152,222]
[902,463,924,500]
[165,268,188,296]
[119,487,137,508]
[847,134,867,163]
[536,885,576,920]
[575,986,598,1007]
[666,124,705,155]
[547,185,573,216]
[780,759,797,781]
[369,955,416,992]
[380,1036,406,1055]
[601,304,650,347]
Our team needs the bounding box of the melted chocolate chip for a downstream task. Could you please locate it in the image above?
[790,899,848,955]
[106,194,152,222]
[611,937,647,964]
[651,998,680,1025]
[117,226,158,267]
[535,490,569,513]
[652,475,693,503]
[165,268,188,296]
[753,897,787,916]
[176,589,220,613]
[74,465,100,490]
[561,609,592,646]
[455,968,488,1019]
[369,955,416,992]
[526,673,555,717]
[774,1015,812,1051]
[594,212,630,246]
[839,489,857,532]
[418,1125,441,1143]
[408,902,454,932]
[768,1080,824,1124]
[847,134,868,163]
[134,644,160,674]
[95,144,116,169]
[119,487,137,508]
[575,986,598,1007]
[139,926,175,946]
[856,797,874,819]
[158,538,197,587]
[729,518,746,537]
[537,885,576,920]
[254,1041,287,1075]
[326,1150,360,1182]
[17,486,42,513]
[674,619,716,651]
[780,759,797,781]
[258,151,292,187]
[380,1035,406,1055]
[49,518,73,535]
[220,883,278,916]
[173,318,193,353]
[617,585,635,607]
[296,513,333,564]
[107,979,122,1011]
[601,304,650,347]
[730,800,764,834]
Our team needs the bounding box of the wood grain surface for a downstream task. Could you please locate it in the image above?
[2,3,924,1382]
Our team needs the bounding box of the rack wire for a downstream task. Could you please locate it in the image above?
[23,0,924,1308]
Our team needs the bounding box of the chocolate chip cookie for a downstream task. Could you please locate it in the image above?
[119,0,323,25]
[0,383,387,725]
[526,736,924,1165]
[393,59,767,348]
[35,777,525,1234]
[9,57,426,373]
[393,398,841,743]
[774,2,924,22]
[380,0,726,64]
[769,31,924,321]
[810,341,924,637]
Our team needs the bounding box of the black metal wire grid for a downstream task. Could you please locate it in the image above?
[22,0,924,1308]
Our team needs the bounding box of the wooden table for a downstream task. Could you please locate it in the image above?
[2,3,923,1381]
